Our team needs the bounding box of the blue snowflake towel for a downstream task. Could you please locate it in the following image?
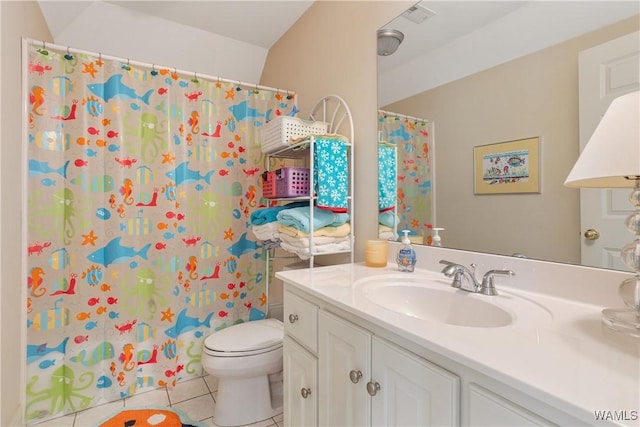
[378,143,396,211]
[314,135,349,212]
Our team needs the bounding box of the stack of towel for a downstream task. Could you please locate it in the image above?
[378,210,398,241]
[250,202,308,242]
[250,204,351,260]
[277,206,350,259]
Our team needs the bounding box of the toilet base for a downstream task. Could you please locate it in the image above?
[213,374,283,427]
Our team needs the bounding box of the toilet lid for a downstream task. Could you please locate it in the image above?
[203,318,283,354]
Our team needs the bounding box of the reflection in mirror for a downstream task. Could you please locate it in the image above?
[377,1,639,270]
[377,110,434,244]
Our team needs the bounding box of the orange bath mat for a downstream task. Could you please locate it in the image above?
[96,406,207,427]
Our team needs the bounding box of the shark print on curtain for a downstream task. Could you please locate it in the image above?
[25,41,295,422]
[378,111,434,239]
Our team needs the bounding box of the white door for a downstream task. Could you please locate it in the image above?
[578,31,640,269]
[370,337,460,427]
[318,310,371,427]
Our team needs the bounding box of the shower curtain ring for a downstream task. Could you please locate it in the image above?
[64,46,74,60]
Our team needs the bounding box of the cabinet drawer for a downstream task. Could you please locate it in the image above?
[284,290,318,352]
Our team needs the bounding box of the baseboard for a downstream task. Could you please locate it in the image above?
[267,303,284,322]
[9,403,24,427]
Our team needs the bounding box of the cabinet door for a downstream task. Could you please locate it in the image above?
[284,336,318,427]
[318,310,371,427]
[371,337,460,426]
[468,384,554,426]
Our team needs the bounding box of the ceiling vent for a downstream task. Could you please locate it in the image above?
[401,2,436,24]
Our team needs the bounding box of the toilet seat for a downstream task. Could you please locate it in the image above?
[203,318,283,357]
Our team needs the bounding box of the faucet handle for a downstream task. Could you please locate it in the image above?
[480,270,515,296]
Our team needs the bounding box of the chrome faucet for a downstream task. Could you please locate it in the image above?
[439,260,515,296]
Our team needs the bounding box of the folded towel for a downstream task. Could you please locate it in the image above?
[379,230,396,241]
[277,206,349,234]
[278,222,350,239]
[258,239,281,250]
[378,143,397,211]
[279,233,349,249]
[378,210,397,229]
[250,201,308,225]
[314,135,350,213]
[251,222,280,241]
[280,239,351,260]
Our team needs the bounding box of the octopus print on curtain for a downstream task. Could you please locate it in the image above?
[25,41,295,422]
[378,111,434,238]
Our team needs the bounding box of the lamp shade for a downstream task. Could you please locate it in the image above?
[565,91,640,188]
[377,29,404,56]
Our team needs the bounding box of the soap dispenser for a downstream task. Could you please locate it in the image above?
[432,228,444,247]
[397,230,417,272]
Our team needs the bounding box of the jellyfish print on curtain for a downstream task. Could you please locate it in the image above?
[25,41,295,422]
[377,111,434,239]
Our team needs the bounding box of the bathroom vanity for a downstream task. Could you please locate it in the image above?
[277,245,640,426]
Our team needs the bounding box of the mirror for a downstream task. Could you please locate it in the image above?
[377,1,639,269]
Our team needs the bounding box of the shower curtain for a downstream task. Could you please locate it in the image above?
[378,111,434,238]
[24,41,295,422]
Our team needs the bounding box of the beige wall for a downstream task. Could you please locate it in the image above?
[384,16,639,264]
[1,1,53,424]
[260,0,413,262]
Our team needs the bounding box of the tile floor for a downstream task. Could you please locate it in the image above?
[32,375,283,427]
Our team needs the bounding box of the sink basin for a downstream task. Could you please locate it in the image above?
[354,274,551,328]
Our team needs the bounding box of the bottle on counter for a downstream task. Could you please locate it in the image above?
[396,230,417,272]
[432,228,444,247]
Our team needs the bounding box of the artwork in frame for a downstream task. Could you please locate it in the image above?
[473,137,541,195]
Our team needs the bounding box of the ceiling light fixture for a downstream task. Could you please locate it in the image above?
[377,29,404,56]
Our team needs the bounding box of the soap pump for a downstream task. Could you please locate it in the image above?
[396,230,417,272]
[432,228,444,247]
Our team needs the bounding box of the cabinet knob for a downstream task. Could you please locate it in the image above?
[300,387,311,399]
[366,381,381,396]
[349,370,363,384]
[288,314,299,324]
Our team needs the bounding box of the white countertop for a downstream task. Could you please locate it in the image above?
[276,262,640,426]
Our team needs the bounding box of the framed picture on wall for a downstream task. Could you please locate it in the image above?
[473,137,541,195]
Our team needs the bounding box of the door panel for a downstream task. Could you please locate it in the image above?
[578,31,640,269]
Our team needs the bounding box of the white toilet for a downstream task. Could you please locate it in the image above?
[201,318,284,427]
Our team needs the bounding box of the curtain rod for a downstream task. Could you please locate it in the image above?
[27,38,296,96]
[378,109,429,124]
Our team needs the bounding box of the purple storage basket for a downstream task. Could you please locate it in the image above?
[275,167,310,197]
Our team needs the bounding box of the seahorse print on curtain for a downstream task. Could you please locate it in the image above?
[25,42,296,422]
[378,112,434,235]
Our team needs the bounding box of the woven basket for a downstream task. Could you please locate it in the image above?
[260,116,327,154]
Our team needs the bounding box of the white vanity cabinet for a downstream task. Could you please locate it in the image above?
[319,310,460,426]
[278,262,638,427]
[283,289,460,427]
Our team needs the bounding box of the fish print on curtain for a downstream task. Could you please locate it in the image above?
[378,112,434,238]
[25,42,295,422]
